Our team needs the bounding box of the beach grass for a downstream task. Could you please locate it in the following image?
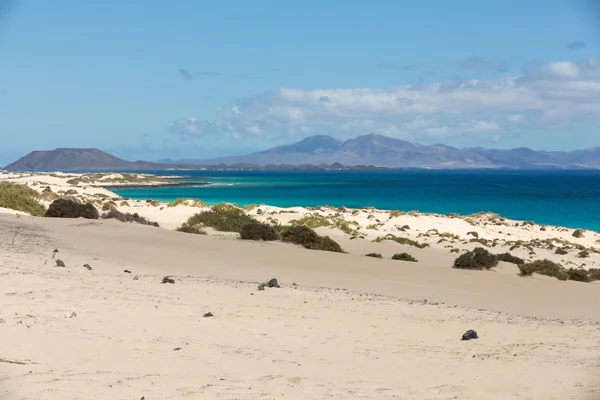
[373,234,429,249]
[168,198,207,208]
[0,182,47,216]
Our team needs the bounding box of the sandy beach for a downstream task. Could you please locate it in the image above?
[2,171,600,399]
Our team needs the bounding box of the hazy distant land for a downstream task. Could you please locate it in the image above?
[4,133,600,171]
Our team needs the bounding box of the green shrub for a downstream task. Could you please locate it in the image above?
[0,182,46,216]
[280,225,343,253]
[374,234,428,248]
[239,222,280,241]
[578,250,590,258]
[392,253,418,262]
[496,252,524,265]
[175,222,206,235]
[101,208,159,227]
[45,198,99,219]
[555,247,568,255]
[588,268,600,281]
[168,198,207,208]
[566,268,590,282]
[178,203,258,233]
[518,259,568,280]
[453,247,498,270]
[101,201,117,211]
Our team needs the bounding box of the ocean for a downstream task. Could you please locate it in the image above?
[110,170,600,232]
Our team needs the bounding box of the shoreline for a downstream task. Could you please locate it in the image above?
[1,171,599,269]
[99,181,210,189]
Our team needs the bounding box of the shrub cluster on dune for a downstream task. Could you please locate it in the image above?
[46,198,99,219]
[518,259,600,282]
[453,247,499,270]
[177,203,258,233]
[279,225,344,253]
[176,204,344,253]
[0,181,47,216]
[392,252,418,262]
[239,222,280,241]
[101,208,159,227]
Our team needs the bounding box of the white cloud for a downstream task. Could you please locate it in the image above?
[168,118,218,138]
[462,120,500,133]
[173,57,600,142]
[507,113,525,122]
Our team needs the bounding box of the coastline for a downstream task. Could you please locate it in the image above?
[2,170,600,399]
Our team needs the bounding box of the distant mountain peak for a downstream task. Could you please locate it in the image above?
[4,148,159,171]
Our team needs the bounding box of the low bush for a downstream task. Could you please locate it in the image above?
[374,234,428,248]
[566,268,590,282]
[280,225,343,253]
[453,247,498,270]
[239,222,280,241]
[0,182,47,216]
[178,203,258,233]
[519,259,600,283]
[518,259,568,281]
[578,250,590,258]
[392,252,418,262]
[45,198,99,219]
[101,201,117,211]
[101,208,159,227]
[572,229,584,238]
[555,247,568,255]
[168,198,207,208]
[496,252,524,265]
[366,253,383,258]
[176,222,207,234]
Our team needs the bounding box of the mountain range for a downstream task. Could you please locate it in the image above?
[4,133,600,171]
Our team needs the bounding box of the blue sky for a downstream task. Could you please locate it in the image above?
[1,0,599,164]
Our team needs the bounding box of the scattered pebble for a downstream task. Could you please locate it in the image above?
[173,347,182,351]
[133,275,139,280]
[461,329,479,341]
[55,259,65,267]
[267,278,280,288]
[124,269,131,274]
[162,276,175,284]
[64,311,77,319]
[202,312,214,318]
[83,264,92,270]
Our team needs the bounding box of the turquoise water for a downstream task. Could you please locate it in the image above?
[110,170,600,232]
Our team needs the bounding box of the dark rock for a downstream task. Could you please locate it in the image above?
[162,276,175,284]
[202,312,214,318]
[266,278,280,288]
[52,248,58,259]
[83,264,92,270]
[124,269,132,273]
[55,259,65,267]
[461,329,479,341]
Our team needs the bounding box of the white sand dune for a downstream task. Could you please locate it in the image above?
[1,213,600,399]
[2,171,600,399]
